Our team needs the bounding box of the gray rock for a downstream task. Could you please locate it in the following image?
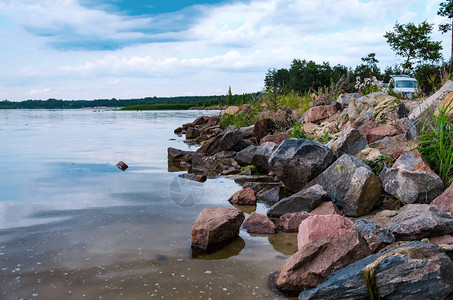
[243,182,282,193]
[257,186,283,203]
[234,145,258,166]
[355,219,395,252]
[267,184,331,217]
[388,204,453,240]
[380,150,444,204]
[308,154,382,217]
[330,127,368,157]
[251,142,278,173]
[299,241,453,300]
[236,125,254,139]
[268,139,334,192]
[336,93,362,108]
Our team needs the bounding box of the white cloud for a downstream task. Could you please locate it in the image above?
[0,0,451,100]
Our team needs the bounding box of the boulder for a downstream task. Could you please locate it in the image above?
[297,214,354,250]
[330,127,368,157]
[228,187,257,205]
[354,219,395,252]
[267,185,331,218]
[225,105,245,115]
[174,127,183,134]
[251,142,278,173]
[308,154,382,217]
[276,227,370,295]
[431,183,453,214]
[298,241,453,300]
[260,132,289,145]
[242,212,276,234]
[407,80,453,139]
[336,93,362,108]
[278,211,312,232]
[388,204,453,240]
[191,208,245,251]
[268,139,334,192]
[380,150,444,204]
[373,96,402,124]
[234,145,258,166]
[303,105,338,123]
[366,124,398,143]
[192,116,209,126]
[167,147,198,162]
[256,186,283,203]
[236,125,254,139]
[253,118,275,142]
[347,92,389,121]
[185,127,201,139]
[197,130,240,155]
[191,155,225,174]
[436,91,453,117]
[310,201,342,216]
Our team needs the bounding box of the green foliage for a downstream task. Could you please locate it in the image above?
[438,1,453,32]
[384,21,443,73]
[290,121,306,138]
[355,53,381,80]
[365,155,390,175]
[240,165,258,174]
[278,91,311,112]
[219,104,262,129]
[120,103,193,110]
[318,132,331,144]
[417,97,453,185]
[226,86,233,106]
[355,76,382,94]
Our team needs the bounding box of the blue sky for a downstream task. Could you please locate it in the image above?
[0,0,450,101]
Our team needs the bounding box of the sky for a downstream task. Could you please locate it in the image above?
[0,0,451,101]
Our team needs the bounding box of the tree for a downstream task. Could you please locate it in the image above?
[355,53,381,79]
[384,21,443,74]
[226,86,233,106]
[438,1,453,71]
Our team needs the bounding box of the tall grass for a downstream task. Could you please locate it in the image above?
[417,96,453,185]
[278,91,311,113]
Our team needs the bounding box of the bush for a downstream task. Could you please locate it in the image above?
[290,121,306,138]
[417,97,453,185]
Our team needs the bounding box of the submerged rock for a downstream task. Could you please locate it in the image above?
[268,139,334,193]
[298,241,453,300]
[191,208,245,252]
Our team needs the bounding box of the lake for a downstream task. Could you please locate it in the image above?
[0,109,296,299]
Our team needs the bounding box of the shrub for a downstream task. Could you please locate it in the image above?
[417,97,453,185]
[290,121,306,138]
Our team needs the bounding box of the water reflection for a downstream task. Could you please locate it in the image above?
[191,236,246,259]
[268,232,299,256]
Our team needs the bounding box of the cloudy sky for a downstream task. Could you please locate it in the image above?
[0,0,450,101]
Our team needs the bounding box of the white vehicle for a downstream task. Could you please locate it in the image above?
[388,75,418,94]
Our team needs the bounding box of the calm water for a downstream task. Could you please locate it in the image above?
[0,109,296,299]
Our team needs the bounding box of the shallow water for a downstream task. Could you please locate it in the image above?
[0,109,297,299]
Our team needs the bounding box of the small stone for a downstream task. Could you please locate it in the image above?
[116,161,128,171]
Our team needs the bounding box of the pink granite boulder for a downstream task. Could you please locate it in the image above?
[431,183,453,215]
[297,214,354,250]
[366,124,398,143]
[303,105,338,123]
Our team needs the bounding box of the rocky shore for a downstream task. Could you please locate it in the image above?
[169,81,453,299]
